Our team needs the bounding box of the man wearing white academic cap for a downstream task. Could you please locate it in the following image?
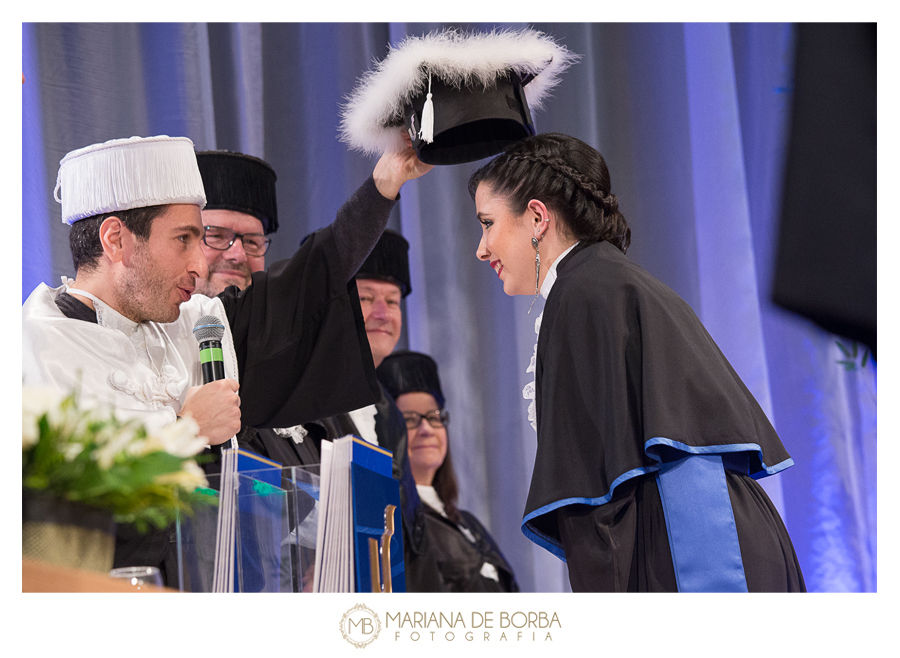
[22,134,432,585]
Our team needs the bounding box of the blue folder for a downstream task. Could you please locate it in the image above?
[348,439,406,593]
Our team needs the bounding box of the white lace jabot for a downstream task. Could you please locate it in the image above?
[523,242,579,431]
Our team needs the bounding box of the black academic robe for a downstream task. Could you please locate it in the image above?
[420,506,519,593]
[525,240,805,592]
[315,382,407,477]
[219,225,379,429]
[236,425,323,468]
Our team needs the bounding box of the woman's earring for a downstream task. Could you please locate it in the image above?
[528,237,540,314]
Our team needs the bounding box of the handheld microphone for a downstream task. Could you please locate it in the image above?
[193,315,226,384]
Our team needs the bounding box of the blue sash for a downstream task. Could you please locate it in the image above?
[656,454,748,592]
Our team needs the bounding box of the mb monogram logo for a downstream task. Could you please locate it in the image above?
[340,603,382,648]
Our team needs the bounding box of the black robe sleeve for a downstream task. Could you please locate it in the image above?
[219,178,395,429]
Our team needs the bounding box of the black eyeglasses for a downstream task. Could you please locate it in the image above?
[402,409,450,429]
[203,226,272,257]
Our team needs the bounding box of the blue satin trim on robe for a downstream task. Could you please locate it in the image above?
[644,437,794,477]
[521,437,793,561]
[655,454,748,592]
[522,465,661,560]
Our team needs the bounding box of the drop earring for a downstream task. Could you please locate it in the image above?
[528,237,540,314]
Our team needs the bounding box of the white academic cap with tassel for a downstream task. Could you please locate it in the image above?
[339,28,579,166]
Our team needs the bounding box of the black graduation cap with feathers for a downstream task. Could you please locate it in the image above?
[339,28,578,165]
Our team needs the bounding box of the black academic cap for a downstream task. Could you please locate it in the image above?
[377,350,445,409]
[196,150,279,234]
[402,72,535,165]
[356,229,412,298]
[340,28,579,166]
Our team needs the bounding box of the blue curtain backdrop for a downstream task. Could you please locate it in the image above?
[21,22,877,593]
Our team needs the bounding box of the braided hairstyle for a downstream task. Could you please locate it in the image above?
[468,133,630,253]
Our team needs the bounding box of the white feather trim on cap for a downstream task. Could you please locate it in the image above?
[339,28,579,157]
[54,135,207,224]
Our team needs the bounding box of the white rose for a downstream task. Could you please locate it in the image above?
[22,417,39,450]
[22,386,64,449]
[62,441,85,462]
[22,386,64,419]
[153,417,206,458]
[94,425,142,469]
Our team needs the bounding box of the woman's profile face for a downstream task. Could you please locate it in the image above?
[475,183,538,296]
[396,391,448,487]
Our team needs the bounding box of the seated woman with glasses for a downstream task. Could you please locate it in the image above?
[377,351,519,592]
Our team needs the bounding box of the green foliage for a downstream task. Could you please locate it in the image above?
[22,388,215,534]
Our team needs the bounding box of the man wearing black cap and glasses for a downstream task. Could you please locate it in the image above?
[194,151,278,298]
[193,151,430,471]
[193,151,319,468]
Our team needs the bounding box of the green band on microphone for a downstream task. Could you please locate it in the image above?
[199,347,223,364]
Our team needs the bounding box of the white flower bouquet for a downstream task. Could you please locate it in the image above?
[23,386,215,533]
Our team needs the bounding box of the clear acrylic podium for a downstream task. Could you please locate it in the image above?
[176,464,320,593]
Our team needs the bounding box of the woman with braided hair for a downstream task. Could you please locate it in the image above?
[469,133,805,592]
